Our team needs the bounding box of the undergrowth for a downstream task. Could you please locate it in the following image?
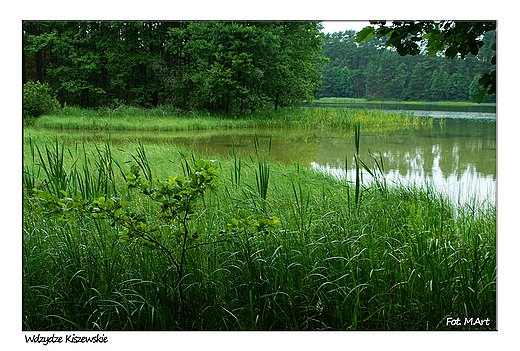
[22,136,495,331]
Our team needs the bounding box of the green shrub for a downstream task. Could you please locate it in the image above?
[23,81,60,119]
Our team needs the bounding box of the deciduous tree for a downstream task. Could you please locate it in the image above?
[165,21,324,113]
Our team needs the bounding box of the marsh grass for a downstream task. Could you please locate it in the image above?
[23,136,121,200]
[34,105,432,132]
[23,137,496,330]
[315,97,482,106]
[253,134,271,202]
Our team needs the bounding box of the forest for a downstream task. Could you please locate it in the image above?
[318,29,496,102]
[22,21,496,116]
[22,21,324,113]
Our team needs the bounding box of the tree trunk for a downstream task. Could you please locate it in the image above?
[81,88,89,108]
[225,92,229,114]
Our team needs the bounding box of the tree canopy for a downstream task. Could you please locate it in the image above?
[356,21,496,103]
[23,21,325,113]
[23,21,496,112]
[317,28,495,102]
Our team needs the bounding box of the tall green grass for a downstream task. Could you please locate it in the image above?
[253,134,271,202]
[23,136,122,199]
[33,105,433,132]
[23,137,496,330]
[314,97,490,106]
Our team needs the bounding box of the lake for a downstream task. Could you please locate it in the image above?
[167,104,496,207]
[34,103,496,208]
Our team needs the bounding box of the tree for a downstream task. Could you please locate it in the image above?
[23,80,60,118]
[23,21,175,108]
[339,66,354,97]
[322,65,354,98]
[356,21,496,102]
[165,21,324,113]
[406,62,428,100]
[167,22,271,112]
[264,22,325,110]
[429,69,449,101]
[391,62,409,100]
[364,61,378,99]
[374,55,394,99]
[468,75,482,101]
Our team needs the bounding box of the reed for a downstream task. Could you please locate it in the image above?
[230,137,243,187]
[23,137,496,331]
[23,136,121,200]
[354,122,361,205]
[34,106,434,132]
[253,134,271,202]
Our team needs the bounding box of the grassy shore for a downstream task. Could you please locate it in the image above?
[314,97,496,107]
[22,136,496,330]
[29,105,433,131]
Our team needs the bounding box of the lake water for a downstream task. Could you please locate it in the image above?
[169,104,496,207]
[311,110,496,207]
[36,103,496,207]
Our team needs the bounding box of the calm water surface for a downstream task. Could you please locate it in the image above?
[39,105,496,207]
[175,107,496,207]
[311,111,496,207]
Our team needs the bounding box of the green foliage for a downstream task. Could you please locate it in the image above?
[319,27,495,102]
[358,21,495,61]
[23,21,324,113]
[28,147,225,327]
[355,21,496,103]
[227,215,281,236]
[166,21,324,113]
[23,81,60,118]
[23,22,175,108]
[30,157,221,255]
[31,189,91,222]
[125,160,220,221]
[356,26,375,42]
[474,70,496,103]
[23,138,495,330]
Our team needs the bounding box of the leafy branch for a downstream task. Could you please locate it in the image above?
[356,21,496,103]
[30,158,222,328]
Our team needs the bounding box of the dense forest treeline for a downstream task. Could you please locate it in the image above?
[318,29,496,102]
[23,21,496,115]
[22,21,324,113]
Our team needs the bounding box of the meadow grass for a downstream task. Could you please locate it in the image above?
[22,136,495,331]
[32,105,432,132]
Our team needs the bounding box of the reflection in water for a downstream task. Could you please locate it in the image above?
[28,110,495,207]
[171,115,495,206]
[309,115,496,207]
[312,158,495,207]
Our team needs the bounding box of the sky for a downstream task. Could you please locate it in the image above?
[321,21,371,34]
